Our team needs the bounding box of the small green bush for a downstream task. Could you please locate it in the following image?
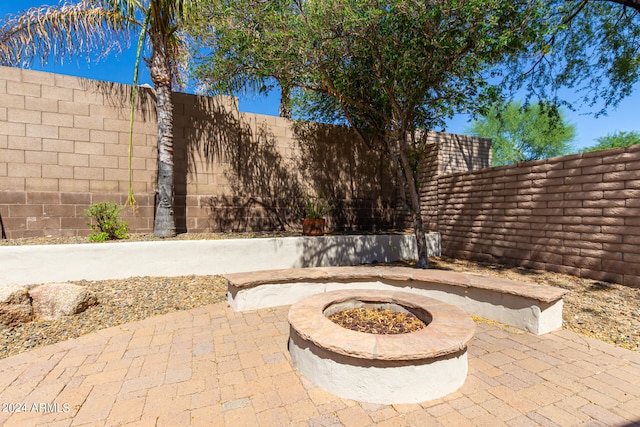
[301,194,332,220]
[84,202,129,242]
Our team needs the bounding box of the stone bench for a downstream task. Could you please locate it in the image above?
[224,266,568,335]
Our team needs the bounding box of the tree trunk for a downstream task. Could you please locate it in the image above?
[279,84,291,118]
[149,42,176,238]
[396,139,429,269]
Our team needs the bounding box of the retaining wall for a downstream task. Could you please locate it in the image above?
[0,234,429,286]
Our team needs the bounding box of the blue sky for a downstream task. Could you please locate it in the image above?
[2,1,639,152]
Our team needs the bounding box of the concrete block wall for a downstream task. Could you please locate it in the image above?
[3,67,638,287]
[0,68,159,196]
[0,67,417,238]
[431,132,492,175]
[418,133,492,230]
[437,146,640,287]
[0,67,160,238]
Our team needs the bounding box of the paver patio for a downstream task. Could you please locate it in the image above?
[1,301,639,426]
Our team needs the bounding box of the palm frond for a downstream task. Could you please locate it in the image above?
[126,8,151,211]
[95,0,143,19]
[0,0,134,67]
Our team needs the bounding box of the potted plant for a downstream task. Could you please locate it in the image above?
[301,194,331,236]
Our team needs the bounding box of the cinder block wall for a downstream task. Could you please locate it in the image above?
[0,67,436,237]
[2,68,638,287]
[418,133,492,230]
[437,146,640,287]
[1,67,161,237]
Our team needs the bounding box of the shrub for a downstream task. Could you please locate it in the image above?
[84,202,129,242]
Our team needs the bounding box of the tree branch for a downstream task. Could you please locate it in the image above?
[604,0,640,13]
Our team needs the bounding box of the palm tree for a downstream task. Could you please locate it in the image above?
[0,0,194,237]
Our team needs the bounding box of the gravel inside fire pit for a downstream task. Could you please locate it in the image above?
[328,307,426,334]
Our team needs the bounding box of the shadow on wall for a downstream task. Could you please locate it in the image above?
[172,95,402,233]
[84,79,157,122]
[436,133,492,175]
[82,79,306,232]
[291,121,399,231]
[81,78,402,233]
[0,210,6,240]
[437,173,493,263]
[174,94,305,232]
[294,234,418,267]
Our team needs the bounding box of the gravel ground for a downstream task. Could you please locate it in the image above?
[1,233,638,359]
[0,275,228,360]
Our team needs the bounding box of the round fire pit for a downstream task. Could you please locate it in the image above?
[287,289,476,404]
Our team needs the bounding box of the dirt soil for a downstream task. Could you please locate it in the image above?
[1,232,638,359]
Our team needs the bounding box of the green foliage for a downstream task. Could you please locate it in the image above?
[507,1,640,115]
[85,202,129,242]
[190,0,546,132]
[187,0,546,266]
[468,101,575,166]
[582,131,640,152]
[301,194,332,220]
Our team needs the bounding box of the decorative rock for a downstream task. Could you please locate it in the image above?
[0,285,33,327]
[29,283,98,321]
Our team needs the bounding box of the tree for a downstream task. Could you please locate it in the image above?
[0,0,195,237]
[582,130,640,152]
[188,0,545,268]
[511,1,640,115]
[609,0,640,12]
[468,101,575,166]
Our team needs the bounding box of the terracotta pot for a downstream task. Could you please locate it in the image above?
[302,218,325,236]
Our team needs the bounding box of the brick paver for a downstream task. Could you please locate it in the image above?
[0,302,639,426]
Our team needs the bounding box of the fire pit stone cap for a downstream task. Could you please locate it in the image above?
[288,289,476,361]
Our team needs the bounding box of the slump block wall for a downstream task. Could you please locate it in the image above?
[436,146,640,287]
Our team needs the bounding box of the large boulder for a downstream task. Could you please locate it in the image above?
[29,283,98,321]
[0,285,33,327]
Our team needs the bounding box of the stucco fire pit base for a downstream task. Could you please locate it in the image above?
[288,289,476,404]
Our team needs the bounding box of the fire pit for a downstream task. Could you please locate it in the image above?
[287,289,476,404]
